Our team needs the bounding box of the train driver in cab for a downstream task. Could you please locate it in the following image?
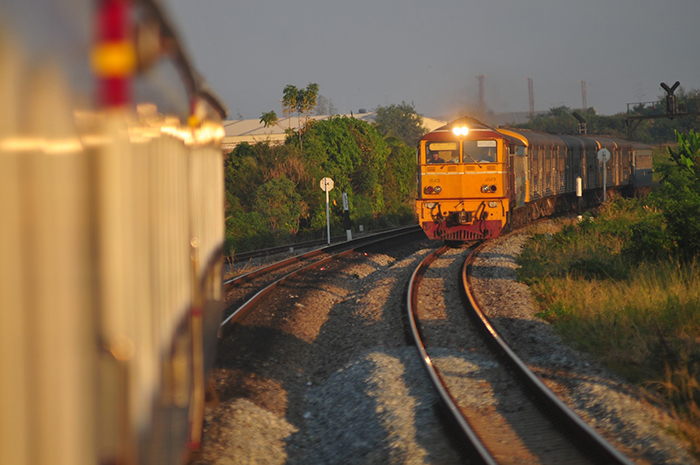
[428,151,446,163]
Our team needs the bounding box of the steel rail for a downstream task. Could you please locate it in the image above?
[406,244,498,465]
[227,225,420,263]
[224,248,325,290]
[227,239,330,262]
[224,225,421,289]
[219,225,423,339]
[461,242,634,465]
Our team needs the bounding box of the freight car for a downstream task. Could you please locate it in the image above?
[0,1,226,464]
[415,117,652,241]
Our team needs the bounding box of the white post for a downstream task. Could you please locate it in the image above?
[319,177,334,245]
[325,187,331,245]
[597,149,610,204]
[342,191,352,241]
[576,176,582,214]
[603,159,607,203]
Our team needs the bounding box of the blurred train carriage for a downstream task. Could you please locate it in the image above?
[415,117,653,241]
[1,0,226,464]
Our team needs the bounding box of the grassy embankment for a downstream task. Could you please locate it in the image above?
[517,147,700,456]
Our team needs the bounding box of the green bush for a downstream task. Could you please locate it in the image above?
[253,177,305,235]
[517,186,700,453]
[568,256,629,280]
[622,209,676,261]
[652,130,700,259]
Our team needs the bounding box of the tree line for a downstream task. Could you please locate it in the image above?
[515,88,700,257]
[514,87,700,144]
[225,86,425,253]
[225,84,699,254]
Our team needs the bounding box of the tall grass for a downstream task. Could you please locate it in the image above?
[518,199,700,454]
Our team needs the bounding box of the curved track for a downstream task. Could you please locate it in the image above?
[406,241,634,465]
[219,225,422,338]
[227,227,406,262]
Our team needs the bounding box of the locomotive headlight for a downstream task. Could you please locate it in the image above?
[424,202,436,209]
[434,185,442,193]
[452,126,469,136]
[488,201,498,208]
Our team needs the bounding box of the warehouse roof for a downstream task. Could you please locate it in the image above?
[221,112,447,151]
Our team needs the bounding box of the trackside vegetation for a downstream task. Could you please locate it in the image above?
[517,130,700,455]
[229,85,700,254]
[225,88,426,253]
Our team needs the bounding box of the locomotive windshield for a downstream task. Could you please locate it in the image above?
[463,140,497,163]
[426,141,459,164]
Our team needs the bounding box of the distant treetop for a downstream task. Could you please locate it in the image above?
[373,101,427,147]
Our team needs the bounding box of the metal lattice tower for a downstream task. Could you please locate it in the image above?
[527,77,534,119]
[477,74,486,115]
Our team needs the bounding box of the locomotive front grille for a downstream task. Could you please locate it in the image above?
[444,229,486,241]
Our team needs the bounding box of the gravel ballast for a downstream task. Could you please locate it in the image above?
[195,226,697,464]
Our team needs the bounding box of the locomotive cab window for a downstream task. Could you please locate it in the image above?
[464,140,497,163]
[426,141,459,164]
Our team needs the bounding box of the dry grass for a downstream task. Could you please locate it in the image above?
[518,207,700,456]
[530,261,700,381]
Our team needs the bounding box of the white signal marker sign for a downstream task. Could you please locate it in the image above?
[320,177,334,244]
[320,177,334,192]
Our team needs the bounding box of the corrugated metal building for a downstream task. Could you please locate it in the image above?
[221,112,447,151]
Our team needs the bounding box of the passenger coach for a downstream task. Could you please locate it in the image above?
[415,117,652,242]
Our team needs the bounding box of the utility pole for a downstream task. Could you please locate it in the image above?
[527,77,534,119]
[477,74,486,116]
[580,80,587,111]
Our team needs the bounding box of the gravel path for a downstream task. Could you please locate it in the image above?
[193,224,696,464]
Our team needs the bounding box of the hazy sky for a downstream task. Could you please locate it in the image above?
[166,0,700,120]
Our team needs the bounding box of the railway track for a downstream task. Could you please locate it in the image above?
[199,224,690,463]
[219,225,422,339]
[226,227,401,263]
[406,241,634,465]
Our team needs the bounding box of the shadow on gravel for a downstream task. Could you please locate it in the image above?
[206,238,470,464]
[283,239,463,463]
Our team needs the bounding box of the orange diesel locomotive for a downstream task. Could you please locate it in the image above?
[415,117,653,241]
